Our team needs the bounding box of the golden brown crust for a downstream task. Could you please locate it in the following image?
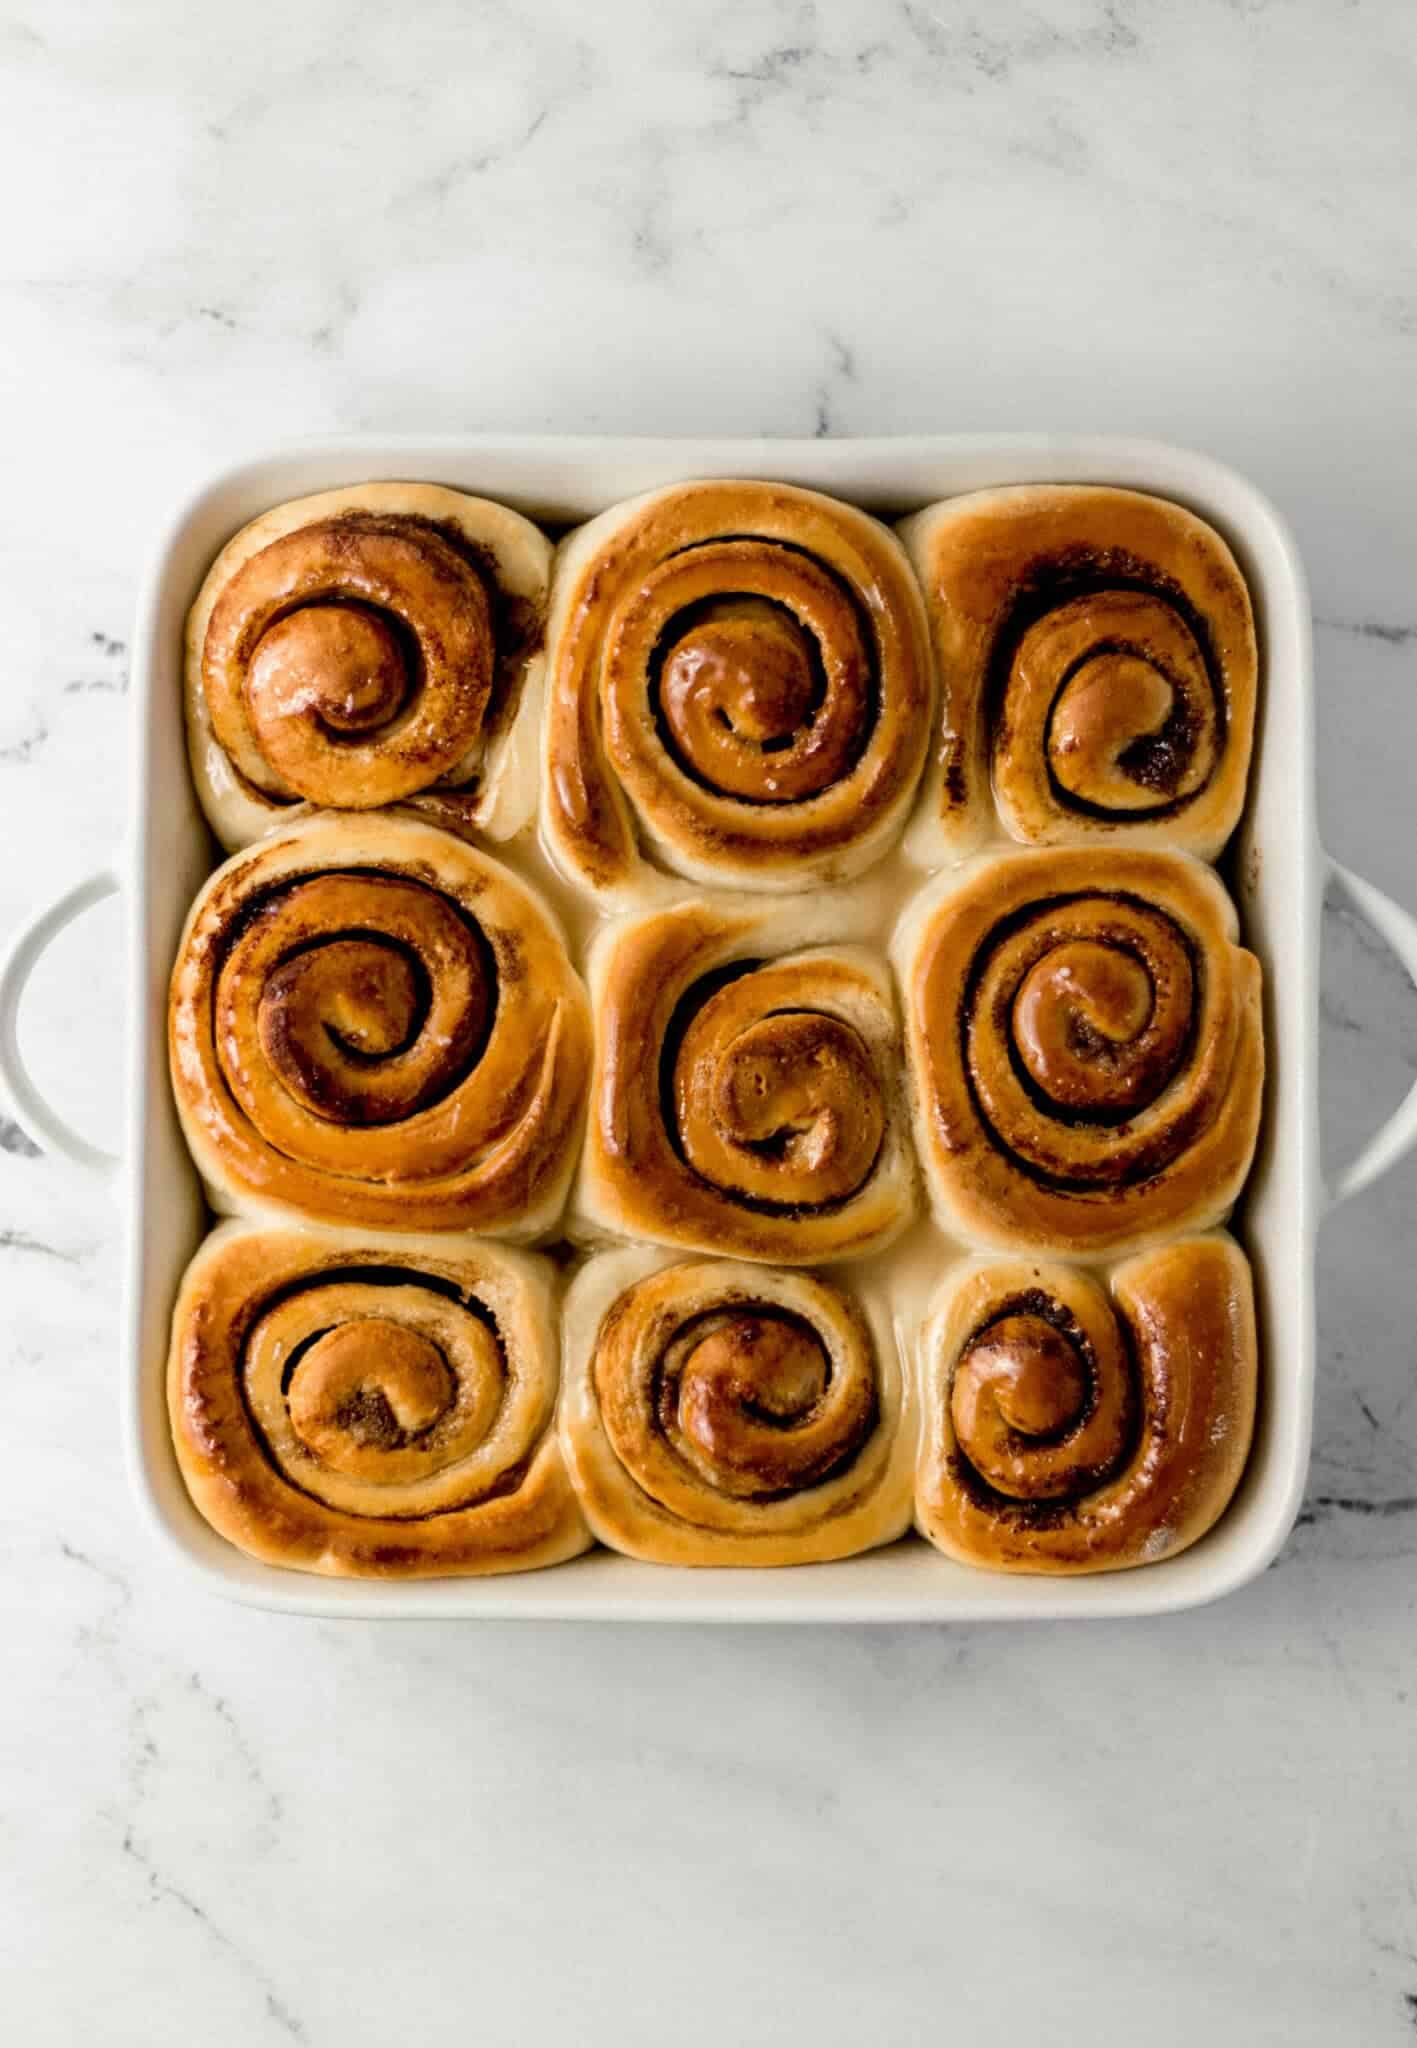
[892,848,1263,1257]
[897,486,1258,861]
[168,1220,590,1577]
[542,480,934,904]
[575,897,917,1264]
[168,812,592,1237]
[915,1234,1257,1572]
[185,483,551,850]
[560,1248,915,1565]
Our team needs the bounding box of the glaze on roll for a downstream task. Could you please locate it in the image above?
[542,480,934,903]
[168,1221,590,1577]
[915,1234,1257,1572]
[898,485,1258,861]
[560,1249,914,1565]
[186,483,551,850]
[892,847,1263,1257]
[168,812,591,1237]
[575,896,916,1264]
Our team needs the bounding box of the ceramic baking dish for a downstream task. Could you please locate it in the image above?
[6,433,1417,1622]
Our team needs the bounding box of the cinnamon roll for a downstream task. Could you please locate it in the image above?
[542,480,934,904]
[169,813,591,1236]
[915,1234,1257,1572]
[898,485,1258,861]
[560,1249,913,1565]
[186,483,551,850]
[575,898,916,1264]
[169,1220,590,1577]
[893,848,1263,1257]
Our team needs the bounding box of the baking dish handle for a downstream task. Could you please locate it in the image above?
[0,867,121,1176]
[1325,858,1417,1208]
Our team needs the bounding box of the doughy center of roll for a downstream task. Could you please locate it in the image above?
[1048,655,1175,798]
[263,935,422,1062]
[714,1012,880,1175]
[955,1316,1086,1440]
[659,596,849,801]
[249,602,409,735]
[241,1279,531,1511]
[674,979,885,1207]
[658,1308,870,1497]
[961,890,1226,1189]
[663,599,816,736]
[1007,590,1221,817]
[288,1319,455,1473]
[1012,940,1166,1114]
[951,1307,1128,1503]
[228,873,494,1129]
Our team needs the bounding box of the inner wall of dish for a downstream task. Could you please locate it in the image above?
[130,442,1313,1612]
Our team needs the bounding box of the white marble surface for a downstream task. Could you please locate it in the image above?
[2,2,1416,2041]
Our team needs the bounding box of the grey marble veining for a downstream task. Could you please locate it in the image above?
[2,3,1416,2043]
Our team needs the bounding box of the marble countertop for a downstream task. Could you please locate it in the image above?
[3,3,1416,2042]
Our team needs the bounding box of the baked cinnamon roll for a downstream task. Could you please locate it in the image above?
[186,483,551,850]
[169,1220,590,1577]
[169,813,591,1236]
[575,897,916,1264]
[560,1249,913,1565]
[898,485,1257,861]
[542,480,933,904]
[915,1234,1257,1572]
[893,848,1263,1256]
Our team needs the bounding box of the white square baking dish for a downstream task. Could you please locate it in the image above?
[9,433,1417,1621]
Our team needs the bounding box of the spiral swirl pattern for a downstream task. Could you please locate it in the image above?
[579,899,916,1264]
[916,1237,1257,1573]
[560,1251,913,1565]
[169,813,592,1236]
[543,480,933,902]
[897,485,1257,861]
[186,484,551,851]
[895,848,1263,1256]
[168,1222,590,1577]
